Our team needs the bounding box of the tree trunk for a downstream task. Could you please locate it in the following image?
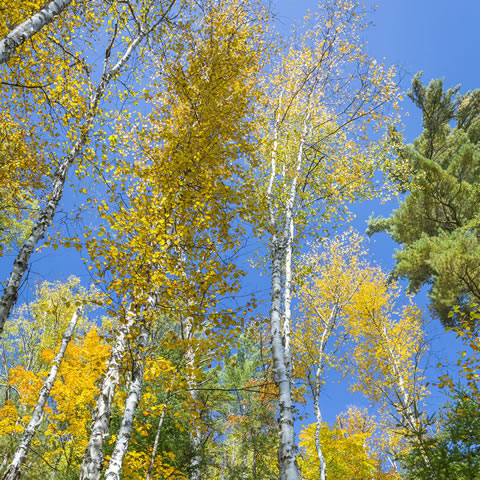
[283,215,294,381]
[0,21,155,335]
[184,319,202,480]
[313,377,326,480]
[269,241,299,480]
[103,322,150,480]
[79,314,135,480]
[1,307,81,480]
[0,0,73,63]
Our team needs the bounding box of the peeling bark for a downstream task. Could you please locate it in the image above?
[79,314,134,480]
[103,322,150,480]
[0,16,163,334]
[0,0,73,63]
[1,307,81,480]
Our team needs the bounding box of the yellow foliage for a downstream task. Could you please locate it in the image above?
[299,408,399,480]
[1,327,110,470]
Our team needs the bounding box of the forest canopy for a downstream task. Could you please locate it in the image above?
[0,1,479,480]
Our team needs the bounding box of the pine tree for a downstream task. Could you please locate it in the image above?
[369,73,480,326]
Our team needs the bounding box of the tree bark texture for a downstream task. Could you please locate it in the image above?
[269,241,299,480]
[1,307,81,480]
[0,0,73,63]
[79,315,134,480]
[0,19,158,335]
[103,322,149,480]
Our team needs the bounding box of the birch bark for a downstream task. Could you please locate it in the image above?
[0,0,73,63]
[1,306,81,480]
[184,318,202,480]
[311,318,333,480]
[380,326,438,478]
[79,314,135,480]
[103,321,150,480]
[0,10,172,334]
[266,110,310,480]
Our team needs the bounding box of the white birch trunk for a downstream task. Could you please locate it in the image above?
[380,326,438,478]
[267,112,310,480]
[283,215,294,381]
[313,367,327,480]
[79,314,135,480]
[184,319,202,480]
[310,310,334,480]
[0,20,157,334]
[103,322,150,480]
[0,0,72,63]
[269,242,299,480]
[1,307,81,480]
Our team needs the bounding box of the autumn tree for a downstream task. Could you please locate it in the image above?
[292,231,429,479]
[0,278,109,480]
[368,73,480,327]
[337,259,435,478]
[0,0,74,63]
[293,231,376,480]
[299,407,400,480]
[0,0,183,332]
[78,1,269,477]
[252,1,401,476]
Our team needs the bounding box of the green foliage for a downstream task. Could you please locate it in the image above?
[205,326,278,480]
[399,389,480,480]
[368,73,480,326]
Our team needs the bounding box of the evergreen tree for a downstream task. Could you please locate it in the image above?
[369,73,480,326]
[399,388,480,480]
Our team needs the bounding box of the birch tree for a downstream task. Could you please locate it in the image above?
[293,232,372,480]
[0,0,182,332]
[103,321,150,480]
[79,312,135,480]
[1,307,82,480]
[293,232,428,479]
[343,264,433,474]
[253,1,401,477]
[0,0,73,63]
[79,1,268,477]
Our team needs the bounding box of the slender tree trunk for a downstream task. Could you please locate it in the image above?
[0,0,73,63]
[146,370,177,480]
[185,319,202,480]
[283,215,294,381]
[79,314,135,480]
[1,307,81,480]
[269,241,299,480]
[104,322,150,480]
[0,20,157,334]
[310,312,336,480]
[252,434,257,480]
[380,326,439,479]
[313,374,326,480]
[241,433,248,480]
